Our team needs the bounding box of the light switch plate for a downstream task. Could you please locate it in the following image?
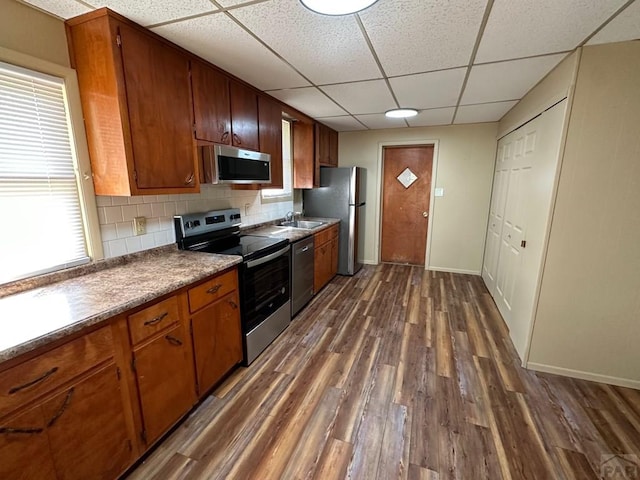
[435,187,444,197]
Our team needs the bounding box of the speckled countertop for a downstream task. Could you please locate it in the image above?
[246,217,340,242]
[0,248,241,363]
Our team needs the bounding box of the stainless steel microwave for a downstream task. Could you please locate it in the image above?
[200,144,271,185]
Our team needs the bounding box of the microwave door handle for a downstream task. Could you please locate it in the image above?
[245,245,290,269]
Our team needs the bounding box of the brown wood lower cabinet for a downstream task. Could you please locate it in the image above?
[132,323,195,445]
[44,364,133,480]
[191,291,242,396]
[0,326,135,480]
[314,225,339,293]
[0,267,240,479]
[0,406,57,479]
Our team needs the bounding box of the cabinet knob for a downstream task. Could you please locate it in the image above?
[422,211,429,218]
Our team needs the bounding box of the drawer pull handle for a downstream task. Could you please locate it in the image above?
[47,387,75,427]
[228,300,238,309]
[165,335,183,346]
[144,312,168,326]
[0,427,44,435]
[206,284,222,294]
[9,366,59,394]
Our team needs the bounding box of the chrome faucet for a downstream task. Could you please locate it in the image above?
[284,211,294,222]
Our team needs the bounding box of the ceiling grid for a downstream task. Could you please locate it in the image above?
[21,0,640,131]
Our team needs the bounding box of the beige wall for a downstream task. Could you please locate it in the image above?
[528,41,640,387]
[498,51,579,139]
[0,0,70,67]
[338,123,498,273]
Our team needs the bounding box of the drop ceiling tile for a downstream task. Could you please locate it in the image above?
[587,0,640,45]
[389,68,467,110]
[454,101,518,124]
[152,14,310,91]
[216,0,265,7]
[407,107,456,127]
[355,114,407,130]
[229,0,381,84]
[88,0,217,26]
[476,0,628,63]
[22,0,91,19]
[320,80,395,115]
[316,116,365,132]
[461,54,566,105]
[359,0,486,76]
[269,87,347,118]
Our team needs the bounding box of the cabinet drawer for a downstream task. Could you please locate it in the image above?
[314,224,338,247]
[188,269,238,313]
[0,326,114,419]
[128,296,179,346]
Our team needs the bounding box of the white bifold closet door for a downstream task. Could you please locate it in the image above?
[482,99,568,362]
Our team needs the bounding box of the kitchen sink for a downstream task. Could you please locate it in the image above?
[279,220,326,229]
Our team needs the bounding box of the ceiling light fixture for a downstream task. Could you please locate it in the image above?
[385,108,419,118]
[299,0,380,16]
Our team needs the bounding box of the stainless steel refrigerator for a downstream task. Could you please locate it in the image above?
[303,167,366,275]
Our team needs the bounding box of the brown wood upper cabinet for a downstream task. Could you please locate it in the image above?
[316,122,338,167]
[191,60,231,145]
[230,81,260,151]
[293,120,317,189]
[66,10,198,196]
[294,121,339,188]
[258,95,284,188]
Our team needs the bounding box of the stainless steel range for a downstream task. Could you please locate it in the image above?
[174,209,291,365]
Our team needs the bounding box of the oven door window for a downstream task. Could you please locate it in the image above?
[241,252,290,332]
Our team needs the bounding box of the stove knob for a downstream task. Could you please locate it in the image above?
[185,221,194,229]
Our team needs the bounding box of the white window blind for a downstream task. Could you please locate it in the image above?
[0,61,89,284]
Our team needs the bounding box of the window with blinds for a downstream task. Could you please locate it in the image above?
[0,61,89,284]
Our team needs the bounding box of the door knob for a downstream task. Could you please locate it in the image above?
[422,211,429,218]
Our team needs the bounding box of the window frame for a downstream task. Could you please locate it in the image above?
[0,46,103,276]
[261,119,293,204]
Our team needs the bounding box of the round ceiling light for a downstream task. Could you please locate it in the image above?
[299,0,380,16]
[385,108,419,118]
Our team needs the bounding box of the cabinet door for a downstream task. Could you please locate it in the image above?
[328,128,339,167]
[191,291,242,396]
[258,95,283,188]
[315,123,331,166]
[191,60,231,144]
[42,363,133,480]
[293,121,317,188]
[0,406,57,480]
[133,324,195,444]
[330,236,339,277]
[314,241,332,293]
[230,81,259,151]
[118,24,197,190]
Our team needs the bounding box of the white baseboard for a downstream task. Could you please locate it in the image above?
[427,266,481,275]
[527,362,640,389]
[362,260,378,265]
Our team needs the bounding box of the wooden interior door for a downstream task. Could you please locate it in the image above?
[381,145,433,265]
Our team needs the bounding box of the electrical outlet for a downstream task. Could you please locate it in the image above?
[133,216,146,236]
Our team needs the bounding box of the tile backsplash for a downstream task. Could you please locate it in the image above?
[96,185,294,258]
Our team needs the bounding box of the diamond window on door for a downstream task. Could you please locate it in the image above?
[397,167,418,188]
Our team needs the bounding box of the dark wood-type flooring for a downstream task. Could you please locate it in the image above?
[127,265,640,479]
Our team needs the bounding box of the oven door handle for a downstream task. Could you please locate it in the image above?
[245,245,290,269]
